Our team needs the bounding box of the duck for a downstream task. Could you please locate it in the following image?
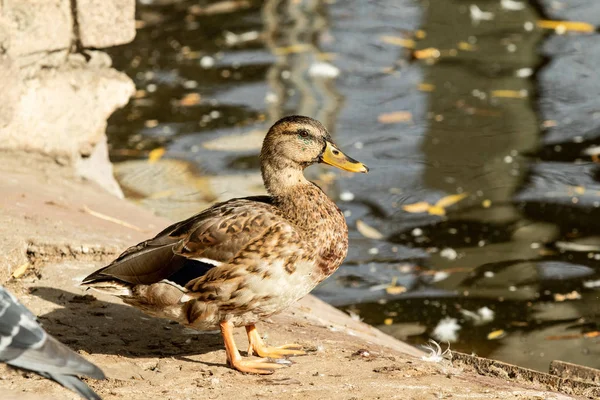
[82,115,368,374]
[0,286,105,399]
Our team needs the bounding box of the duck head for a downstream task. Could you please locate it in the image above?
[260,115,369,174]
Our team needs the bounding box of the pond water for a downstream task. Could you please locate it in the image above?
[106,0,600,372]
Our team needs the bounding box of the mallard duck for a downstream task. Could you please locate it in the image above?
[0,286,105,399]
[83,115,368,374]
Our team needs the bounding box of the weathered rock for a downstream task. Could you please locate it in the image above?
[2,0,72,57]
[0,55,20,128]
[0,0,137,197]
[75,0,136,48]
[0,58,134,171]
[76,135,125,198]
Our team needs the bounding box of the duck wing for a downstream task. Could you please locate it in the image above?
[82,195,288,287]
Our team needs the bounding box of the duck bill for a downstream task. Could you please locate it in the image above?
[320,141,369,173]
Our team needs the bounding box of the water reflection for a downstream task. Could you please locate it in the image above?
[105,0,600,372]
[262,0,343,126]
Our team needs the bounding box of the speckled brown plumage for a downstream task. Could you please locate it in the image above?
[83,115,368,374]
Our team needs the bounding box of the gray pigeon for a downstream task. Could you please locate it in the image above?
[0,286,105,399]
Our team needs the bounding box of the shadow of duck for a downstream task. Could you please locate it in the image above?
[30,287,223,359]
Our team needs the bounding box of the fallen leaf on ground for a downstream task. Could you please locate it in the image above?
[12,263,30,279]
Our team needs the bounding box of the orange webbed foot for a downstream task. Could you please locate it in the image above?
[228,357,287,375]
[220,321,292,375]
[246,324,306,359]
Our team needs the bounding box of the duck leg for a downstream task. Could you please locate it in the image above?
[246,324,306,358]
[220,321,285,374]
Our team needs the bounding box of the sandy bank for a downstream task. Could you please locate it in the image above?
[0,152,596,400]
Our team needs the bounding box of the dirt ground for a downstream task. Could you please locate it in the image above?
[0,152,597,400]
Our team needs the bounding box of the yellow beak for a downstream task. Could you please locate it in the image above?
[320,141,369,173]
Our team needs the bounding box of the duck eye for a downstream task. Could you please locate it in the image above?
[298,129,309,138]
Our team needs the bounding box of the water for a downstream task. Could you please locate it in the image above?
[106,0,600,372]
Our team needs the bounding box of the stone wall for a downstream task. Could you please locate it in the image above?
[0,0,136,197]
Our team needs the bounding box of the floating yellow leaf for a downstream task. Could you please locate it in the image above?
[482,199,492,208]
[457,41,476,51]
[413,48,441,59]
[148,148,166,164]
[402,201,431,213]
[402,193,468,216]
[427,206,446,216]
[537,20,594,33]
[487,329,506,340]
[491,90,527,99]
[384,318,393,325]
[378,111,412,124]
[380,35,415,48]
[573,186,586,195]
[12,263,30,279]
[415,30,426,39]
[384,277,407,295]
[435,193,468,209]
[554,291,581,302]
[356,220,384,240]
[386,285,407,295]
[418,83,435,92]
[177,92,201,107]
[144,119,159,128]
[584,331,600,338]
